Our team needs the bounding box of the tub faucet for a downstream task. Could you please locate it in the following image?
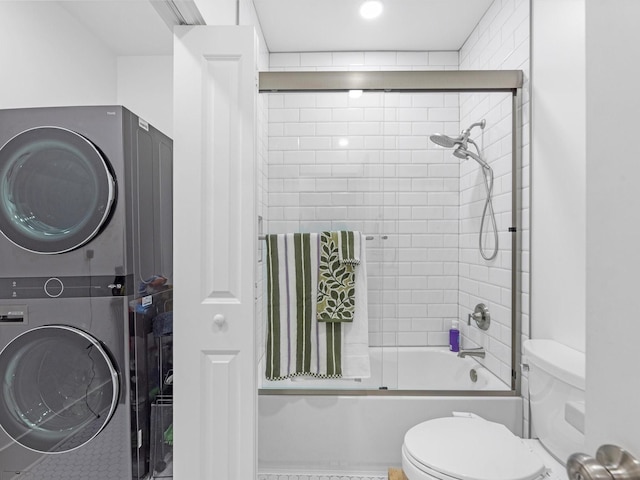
[457,347,485,359]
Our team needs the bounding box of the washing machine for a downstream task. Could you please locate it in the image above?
[0,106,173,479]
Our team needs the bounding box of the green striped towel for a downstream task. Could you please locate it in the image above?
[336,230,361,266]
[317,231,361,323]
[265,233,342,380]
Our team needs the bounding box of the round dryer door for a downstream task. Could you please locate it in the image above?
[0,325,120,453]
[0,126,116,254]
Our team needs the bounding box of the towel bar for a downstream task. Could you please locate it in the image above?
[259,234,376,240]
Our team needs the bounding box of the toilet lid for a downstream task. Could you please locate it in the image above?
[404,417,546,480]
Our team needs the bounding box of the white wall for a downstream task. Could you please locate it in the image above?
[0,2,117,109]
[117,56,173,137]
[530,0,586,352]
[459,0,530,385]
[0,2,174,138]
[195,0,237,25]
[585,0,640,456]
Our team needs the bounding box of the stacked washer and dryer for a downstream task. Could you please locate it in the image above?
[0,106,173,479]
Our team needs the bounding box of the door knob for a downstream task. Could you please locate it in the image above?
[597,445,640,480]
[567,453,613,480]
[567,445,640,480]
[213,314,226,327]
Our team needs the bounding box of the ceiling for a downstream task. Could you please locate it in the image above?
[254,0,495,53]
[58,1,174,56]
[56,0,494,56]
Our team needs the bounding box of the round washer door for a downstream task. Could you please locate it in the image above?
[0,325,120,453]
[0,126,116,254]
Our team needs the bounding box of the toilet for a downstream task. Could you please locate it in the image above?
[402,339,586,480]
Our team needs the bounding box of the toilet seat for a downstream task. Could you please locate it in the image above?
[402,417,547,480]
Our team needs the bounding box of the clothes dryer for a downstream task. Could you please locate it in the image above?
[0,106,173,288]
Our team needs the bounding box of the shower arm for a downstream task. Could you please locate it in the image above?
[466,120,486,132]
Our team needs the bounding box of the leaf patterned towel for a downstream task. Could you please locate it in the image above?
[317,231,358,322]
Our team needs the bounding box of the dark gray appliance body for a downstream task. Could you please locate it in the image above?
[0,105,173,283]
[0,106,173,479]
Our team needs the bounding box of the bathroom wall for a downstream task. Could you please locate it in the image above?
[0,2,117,109]
[530,0,586,353]
[0,2,174,137]
[117,56,174,137]
[458,0,530,386]
[236,0,272,372]
[255,52,270,375]
[265,52,462,355]
[528,0,584,441]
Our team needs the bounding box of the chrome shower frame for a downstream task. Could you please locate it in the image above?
[258,70,524,395]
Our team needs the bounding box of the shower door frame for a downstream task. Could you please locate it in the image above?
[258,69,524,396]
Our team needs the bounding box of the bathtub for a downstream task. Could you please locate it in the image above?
[259,346,508,391]
[258,347,520,476]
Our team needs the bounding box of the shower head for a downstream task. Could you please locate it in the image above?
[429,119,486,150]
[429,133,461,148]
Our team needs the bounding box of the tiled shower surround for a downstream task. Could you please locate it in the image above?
[458,0,530,392]
[266,89,466,350]
[259,0,530,392]
[263,82,515,387]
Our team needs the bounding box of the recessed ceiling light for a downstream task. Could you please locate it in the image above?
[359,0,383,20]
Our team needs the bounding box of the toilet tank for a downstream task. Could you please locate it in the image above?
[523,339,585,465]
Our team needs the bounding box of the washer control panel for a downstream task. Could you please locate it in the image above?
[0,275,133,299]
[44,277,64,298]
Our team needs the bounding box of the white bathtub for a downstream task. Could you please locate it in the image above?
[258,347,519,476]
[259,346,508,391]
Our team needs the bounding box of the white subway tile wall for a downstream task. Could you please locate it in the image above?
[458,0,530,390]
[260,0,529,384]
[266,88,460,348]
[255,30,270,369]
[270,51,459,72]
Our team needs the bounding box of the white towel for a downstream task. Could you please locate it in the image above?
[341,232,371,379]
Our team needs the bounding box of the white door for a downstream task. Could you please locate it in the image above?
[173,26,257,480]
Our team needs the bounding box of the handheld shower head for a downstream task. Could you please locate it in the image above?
[454,145,490,169]
[453,147,468,160]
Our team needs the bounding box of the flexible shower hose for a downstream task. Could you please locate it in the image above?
[479,166,499,261]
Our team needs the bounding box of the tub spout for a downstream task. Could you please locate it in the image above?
[458,347,485,359]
